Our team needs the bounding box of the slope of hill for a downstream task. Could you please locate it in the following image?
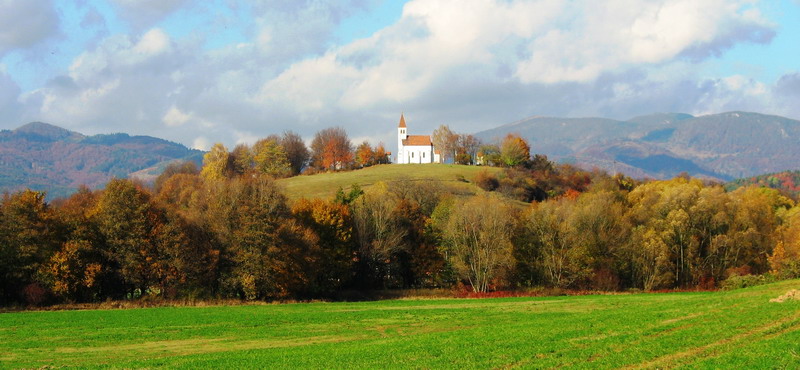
[0,122,202,198]
[476,111,800,180]
[725,170,800,199]
[276,164,502,201]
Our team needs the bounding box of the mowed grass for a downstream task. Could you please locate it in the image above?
[276,164,501,200]
[2,281,800,368]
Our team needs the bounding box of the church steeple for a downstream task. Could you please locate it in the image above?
[397,113,407,164]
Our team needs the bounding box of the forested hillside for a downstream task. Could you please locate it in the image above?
[727,170,800,199]
[0,122,202,198]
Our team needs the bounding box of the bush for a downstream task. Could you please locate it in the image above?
[721,273,777,290]
[474,170,499,191]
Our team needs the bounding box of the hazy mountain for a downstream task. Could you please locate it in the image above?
[476,111,800,181]
[0,122,203,199]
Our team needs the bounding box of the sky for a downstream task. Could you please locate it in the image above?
[0,0,799,152]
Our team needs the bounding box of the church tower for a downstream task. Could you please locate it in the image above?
[397,113,407,164]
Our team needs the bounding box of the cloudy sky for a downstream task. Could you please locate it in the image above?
[1,0,798,151]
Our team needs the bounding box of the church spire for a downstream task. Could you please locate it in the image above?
[398,113,407,128]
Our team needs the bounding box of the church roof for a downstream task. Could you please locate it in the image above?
[398,113,407,128]
[402,135,432,146]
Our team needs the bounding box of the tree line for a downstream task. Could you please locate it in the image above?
[2,127,799,306]
[197,125,536,181]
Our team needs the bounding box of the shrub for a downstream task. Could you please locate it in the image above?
[474,170,499,191]
[721,273,777,290]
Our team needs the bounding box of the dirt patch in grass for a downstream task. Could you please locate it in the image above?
[30,335,373,366]
[770,289,800,303]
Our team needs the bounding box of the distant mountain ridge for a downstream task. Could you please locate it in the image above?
[0,122,202,199]
[476,111,800,181]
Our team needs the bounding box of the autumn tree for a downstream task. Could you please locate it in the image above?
[393,199,447,287]
[94,179,160,296]
[355,141,376,168]
[93,179,206,297]
[352,183,408,287]
[201,143,231,181]
[373,143,390,165]
[154,161,199,193]
[516,197,590,288]
[310,127,353,171]
[202,175,312,299]
[155,173,204,216]
[443,195,516,292]
[477,144,501,166]
[292,198,356,293]
[230,144,254,176]
[455,134,480,165]
[280,131,309,175]
[0,190,59,304]
[44,187,113,302]
[500,133,531,167]
[253,137,291,178]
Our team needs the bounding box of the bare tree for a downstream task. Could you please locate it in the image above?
[432,125,458,163]
[444,195,515,292]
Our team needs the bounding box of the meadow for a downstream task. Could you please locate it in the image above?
[2,280,799,368]
[275,163,501,200]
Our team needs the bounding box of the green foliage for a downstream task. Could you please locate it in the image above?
[333,184,364,205]
[253,137,291,178]
[499,133,531,167]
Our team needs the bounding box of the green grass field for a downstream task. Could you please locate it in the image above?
[2,281,800,368]
[276,164,501,200]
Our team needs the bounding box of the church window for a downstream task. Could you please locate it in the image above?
[423,152,426,158]
[411,152,414,158]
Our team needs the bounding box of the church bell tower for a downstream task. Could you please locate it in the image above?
[397,113,407,164]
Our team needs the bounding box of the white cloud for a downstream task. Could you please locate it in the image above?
[3,0,793,156]
[162,105,190,127]
[0,0,59,56]
[192,136,211,151]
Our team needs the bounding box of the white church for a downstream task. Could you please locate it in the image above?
[396,114,441,164]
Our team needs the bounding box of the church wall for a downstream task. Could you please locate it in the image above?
[404,145,434,164]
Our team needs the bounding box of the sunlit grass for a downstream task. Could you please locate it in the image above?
[2,280,799,368]
[276,164,501,200]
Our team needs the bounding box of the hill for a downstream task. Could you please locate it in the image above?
[726,170,800,199]
[476,111,800,181]
[0,122,202,198]
[276,164,502,200]
[2,280,799,367]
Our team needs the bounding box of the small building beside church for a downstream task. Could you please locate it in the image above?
[396,114,441,164]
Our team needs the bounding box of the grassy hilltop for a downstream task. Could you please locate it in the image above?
[276,163,502,200]
[2,280,799,368]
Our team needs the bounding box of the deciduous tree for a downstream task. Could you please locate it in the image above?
[310,127,353,171]
[280,131,310,175]
[500,133,531,167]
[201,143,230,181]
[443,195,516,292]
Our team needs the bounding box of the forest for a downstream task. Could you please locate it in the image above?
[2,126,800,306]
